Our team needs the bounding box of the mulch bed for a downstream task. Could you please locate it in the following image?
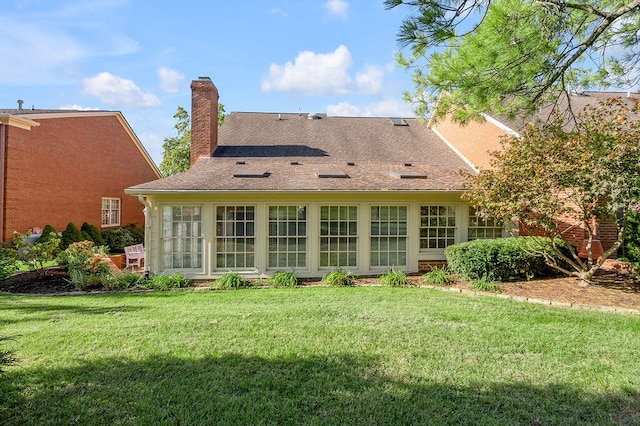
[2,265,640,312]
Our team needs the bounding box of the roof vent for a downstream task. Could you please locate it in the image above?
[390,118,408,126]
[389,170,427,179]
[308,113,322,120]
[236,160,246,165]
[233,170,269,178]
[16,99,23,111]
[404,162,412,167]
[346,162,355,166]
[290,161,299,165]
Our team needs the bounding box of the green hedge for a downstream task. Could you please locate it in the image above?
[444,237,569,282]
[102,225,144,253]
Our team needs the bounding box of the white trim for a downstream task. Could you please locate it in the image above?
[101,197,121,227]
[480,113,521,137]
[430,127,479,173]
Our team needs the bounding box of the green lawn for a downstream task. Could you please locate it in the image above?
[1,287,639,425]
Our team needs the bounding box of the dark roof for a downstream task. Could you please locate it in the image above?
[128,112,473,193]
[0,108,113,115]
[492,91,640,132]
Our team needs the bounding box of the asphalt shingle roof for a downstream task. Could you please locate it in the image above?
[128,112,473,193]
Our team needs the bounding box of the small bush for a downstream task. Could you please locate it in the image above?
[269,271,298,288]
[105,271,146,291]
[57,241,112,290]
[0,247,18,281]
[102,225,143,253]
[379,268,410,287]
[445,237,568,282]
[81,222,105,245]
[215,271,250,290]
[472,276,501,292]
[60,223,84,250]
[422,267,453,286]
[144,273,191,290]
[13,231,60,277]
[35,225,58,244]
[322,269,354,287]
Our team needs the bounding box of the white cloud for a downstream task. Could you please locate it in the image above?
[157,67,184,93]
[355,65,386,95]
[59,104,101,111]
[324,0,348,19]
[82,72,162,108]
[327,97,416,118]
[262,45,353,95]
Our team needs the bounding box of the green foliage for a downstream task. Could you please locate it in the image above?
[105,271,146,291]
[379,268,410,287]
[102,225,143,253]
[471,276,501,292]
[81,222,105,245]
[35,225,58,244]
[214,271,250,290]
[268,271,298,288]
[0,247,18,281]
[445,237,565,282]
[464,98,640,285]
[0,336,15,373]
[386,0,640,120]
[60,222,84,250]
[422,267,453,286]
[159,104,228,177]
[57,241,112,290]
[13,231,60,277]
[321,269,354,287]
[143,273,191,290]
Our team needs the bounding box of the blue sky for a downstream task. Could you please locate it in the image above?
[0,0,417,165]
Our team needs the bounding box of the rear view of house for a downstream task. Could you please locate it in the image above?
[0,106,161,241]
[126,77,508,279]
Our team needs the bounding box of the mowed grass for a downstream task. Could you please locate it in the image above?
[1,287,639,425]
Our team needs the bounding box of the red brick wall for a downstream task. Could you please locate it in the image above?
[3,114,159,241]
[190,77,219,166]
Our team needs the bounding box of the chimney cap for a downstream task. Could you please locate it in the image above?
[197,76,212,81]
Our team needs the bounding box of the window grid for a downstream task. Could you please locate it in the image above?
[468,207,505,240]
[420,205,456,249]
[101,198,120,227]
[162,206,202,269]
[216,206,255,269]
[320,206,358,267]
[370,206,407,267]
[268,206,307,269]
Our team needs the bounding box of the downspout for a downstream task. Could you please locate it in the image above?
[137,194,152,276]
[0,124,6,242]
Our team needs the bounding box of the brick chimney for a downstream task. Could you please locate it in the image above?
[190,77,219,166]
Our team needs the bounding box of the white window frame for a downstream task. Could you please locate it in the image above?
[161,205,203,271]
[370,205,408,269]
[267,205,308,270]
[468,207,506,240]
[319,205,358,269]
[419,205,457,251]
[101,198,120,227]
[215,205,256,270]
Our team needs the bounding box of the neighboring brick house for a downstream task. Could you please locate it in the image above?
[0,107,161,241]
[127,77,510,279]
[428,92,640,253]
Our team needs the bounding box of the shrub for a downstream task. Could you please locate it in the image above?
[322,269,354,287]
[60,223,84,250]
[143,273,191,290]
[215,271,250,290]
[422,267,453,285]
[13,231,60,277]
[102,225,143,253]
[472,276,501,292]
[81,222,105,245]
[57,241,112,290]
[268,271,298,288]
[379,268,410,287]
[105,270,146,291]
[0,247,18,281]
[35,225,58,244]
[444,237,567,282]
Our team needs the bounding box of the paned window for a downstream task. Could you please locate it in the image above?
[420,206,456,249]
[468,207,505,240]
[162,206,202,269]
[101,198,120,227]
[320,206,358,267]
[216,206,255,269]
[268,206,307,269]
[370,206,407,267]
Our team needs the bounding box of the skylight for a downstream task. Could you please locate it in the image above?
[233,169,269,178]
[317,169,348,178]
[389,170,427,179]
[389,118,408,126]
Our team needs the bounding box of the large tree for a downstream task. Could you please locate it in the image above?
[159,104,227,177]
[463,98,640,285]
[385,0,640,121]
